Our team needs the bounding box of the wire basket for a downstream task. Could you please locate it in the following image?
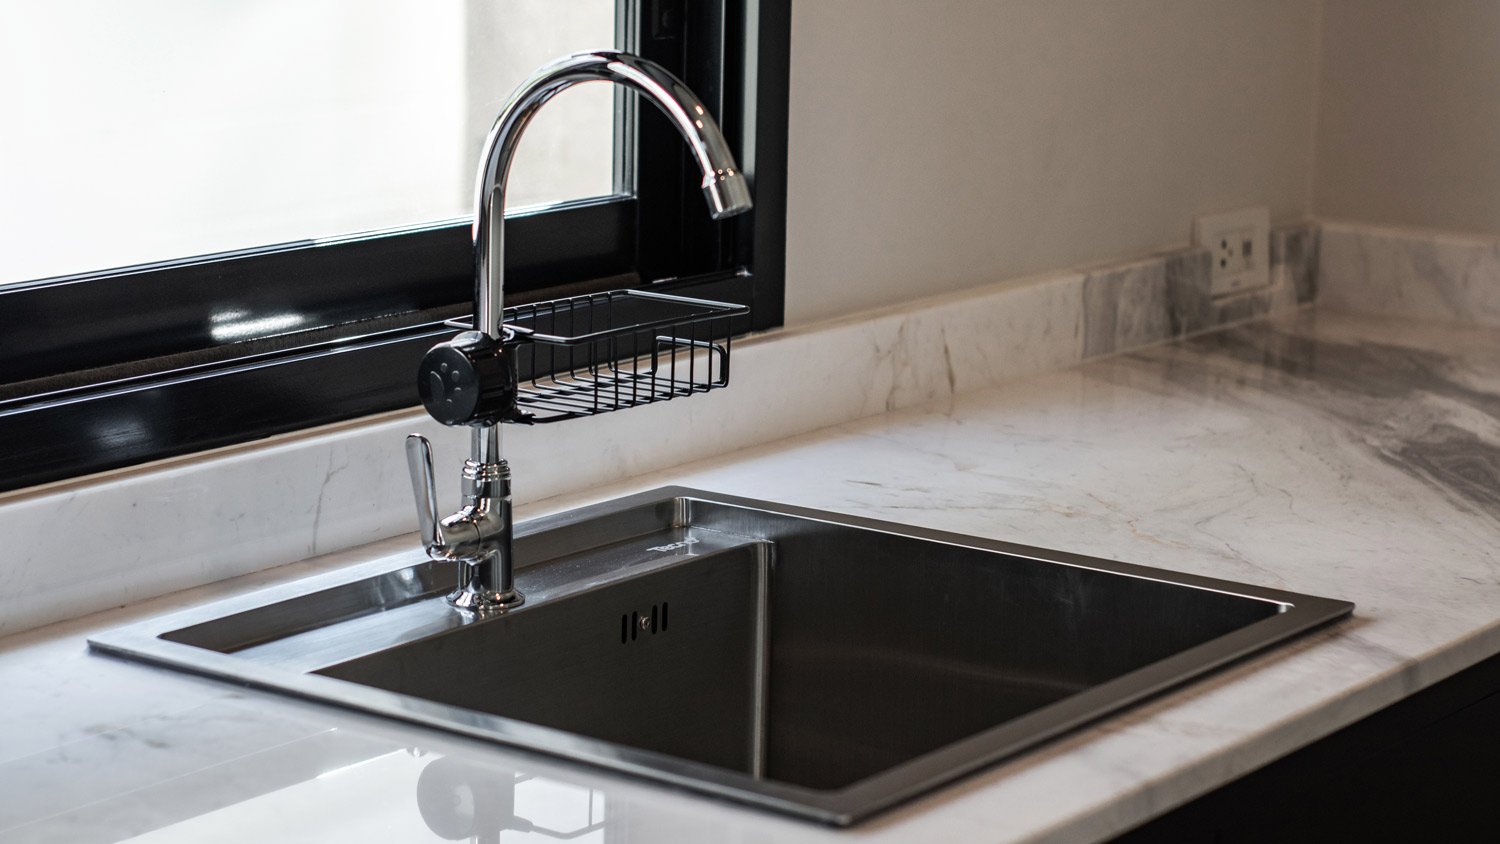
[496,289,747,424]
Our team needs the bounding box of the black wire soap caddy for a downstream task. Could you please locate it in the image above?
[448,289,748,424]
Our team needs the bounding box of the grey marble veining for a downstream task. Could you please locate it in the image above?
[1163,248,1214,335]
[1157,320,1500,522]
[1320,222,1500,326]
[1081,258,1173,357]
[1082,221,1317,355]
[1271,223,1320,305]
[4,309,1499,844]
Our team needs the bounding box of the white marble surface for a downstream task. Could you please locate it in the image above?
[3,308,1498,843]
[0,226,1317,638]
[1321,220,1500,326]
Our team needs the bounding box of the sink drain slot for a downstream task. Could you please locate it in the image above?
[621,602,669,643]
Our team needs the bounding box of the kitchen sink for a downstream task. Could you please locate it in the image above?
[89,487,1352,825]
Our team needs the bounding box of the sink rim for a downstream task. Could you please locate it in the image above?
[88,486,1354,826]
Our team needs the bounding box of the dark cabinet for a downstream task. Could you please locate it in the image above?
[1112,651,1500,842]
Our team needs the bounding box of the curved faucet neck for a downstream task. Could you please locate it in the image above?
[470,50,752,339]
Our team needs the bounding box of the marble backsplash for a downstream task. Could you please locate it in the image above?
[0,224,1319,636]
[1320,221,1500,327]
[1080,224,1318,357]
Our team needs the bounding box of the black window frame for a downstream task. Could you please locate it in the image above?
[0,0,789,494]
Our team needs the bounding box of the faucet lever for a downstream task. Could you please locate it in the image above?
[405,434,440,549]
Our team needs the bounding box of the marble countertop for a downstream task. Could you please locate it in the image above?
[3,308,1498,843]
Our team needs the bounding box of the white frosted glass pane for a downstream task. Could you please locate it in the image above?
[0,0,616,285]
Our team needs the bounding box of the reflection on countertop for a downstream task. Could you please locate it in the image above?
[0,693,742,843]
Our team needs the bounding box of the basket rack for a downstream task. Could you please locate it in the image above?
[449,289,748,424]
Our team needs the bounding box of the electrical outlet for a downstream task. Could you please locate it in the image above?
[1193,207,1270,297]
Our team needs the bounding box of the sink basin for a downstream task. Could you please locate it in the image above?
[90,487,1352,824]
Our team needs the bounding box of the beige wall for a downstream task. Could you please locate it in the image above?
[782,0,1323,325]
[1313,0,1500,234]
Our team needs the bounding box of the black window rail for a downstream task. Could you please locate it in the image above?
[0,0,789,494]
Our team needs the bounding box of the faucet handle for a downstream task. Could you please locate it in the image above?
[405,434,440,549]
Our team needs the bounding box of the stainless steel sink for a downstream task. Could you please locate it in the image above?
[89,487,1352,825]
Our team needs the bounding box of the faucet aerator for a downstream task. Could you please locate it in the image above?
[704,171,754,219]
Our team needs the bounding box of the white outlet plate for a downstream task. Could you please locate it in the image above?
[1194,207,1270,297]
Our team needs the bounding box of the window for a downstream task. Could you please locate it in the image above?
[2,2,621,283]
[0,0,789,492]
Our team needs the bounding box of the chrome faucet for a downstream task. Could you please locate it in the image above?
[405,50,752,615]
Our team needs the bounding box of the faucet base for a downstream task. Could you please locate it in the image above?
[447,586,525,615]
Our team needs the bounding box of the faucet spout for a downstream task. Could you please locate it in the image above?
[471,50,753,338]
